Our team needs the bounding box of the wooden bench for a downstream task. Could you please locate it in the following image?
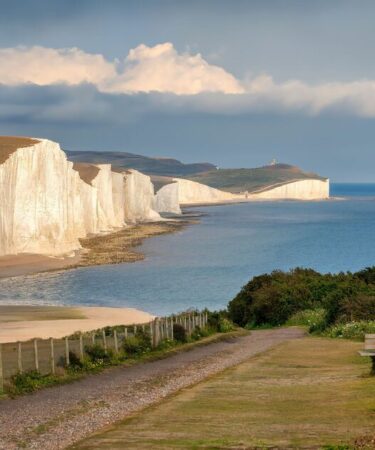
[359,334,375,375]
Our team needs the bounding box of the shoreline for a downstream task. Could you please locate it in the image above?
[0,305,154,343]
[0,216,194,280]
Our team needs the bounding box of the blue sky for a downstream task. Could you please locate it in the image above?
[1,0,375,181]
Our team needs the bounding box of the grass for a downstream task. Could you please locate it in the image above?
[72,337,375,449]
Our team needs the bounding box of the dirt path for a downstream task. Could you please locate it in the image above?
[0,328,305,450]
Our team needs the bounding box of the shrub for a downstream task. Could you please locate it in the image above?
[123,329,151,356]
[173,323,187,342]
[324,321,375,341]
[68,351,83,368]
[85,344,113,364]
[286,308,327,333]
[8,371,61,395]
[218,317,235,333]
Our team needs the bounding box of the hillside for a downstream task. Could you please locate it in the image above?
[66,150,216,177]
[185,164,328,193]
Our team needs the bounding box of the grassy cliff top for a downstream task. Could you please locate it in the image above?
[66,150,216,177]
[184,164,328,193]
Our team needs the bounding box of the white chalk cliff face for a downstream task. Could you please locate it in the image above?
[173,178,242,205]
[123,169,161,223]
[0,138,86,256]
[153,182,181,215]
[0,138,161,257]
[249,179,330,200]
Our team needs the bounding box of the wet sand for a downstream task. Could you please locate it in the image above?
[0,305,154,343]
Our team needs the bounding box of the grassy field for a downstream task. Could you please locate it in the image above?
[73,337,375,449]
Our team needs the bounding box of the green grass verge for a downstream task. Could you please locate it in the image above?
[72,337,375,450]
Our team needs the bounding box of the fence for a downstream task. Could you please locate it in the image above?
[0,312,208,390]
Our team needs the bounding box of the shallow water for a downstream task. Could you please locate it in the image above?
[1,184,375,315]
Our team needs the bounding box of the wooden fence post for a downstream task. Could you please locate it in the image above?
[171,317,174,340]
[50,338,55,375]
[114,330,119,354]
[34,339,39,371]
[65,337,70,366]
[0,344,3,392]
[149,321,153,342]
[124,327,128,339]
[91,332,95,345]
[102,329,107,353]
[134,325,137,335]
[79,334,84,361]
[17,342,23,373]
[152,318,160,348]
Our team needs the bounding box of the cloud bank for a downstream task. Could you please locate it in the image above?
[1,42,375,117]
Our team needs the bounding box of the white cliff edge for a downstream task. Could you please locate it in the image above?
[248,179,330,200]
[0,138,160,257]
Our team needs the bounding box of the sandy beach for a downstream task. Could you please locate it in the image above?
[0,306,154,343]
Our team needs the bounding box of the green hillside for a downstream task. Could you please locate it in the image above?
[185,164,327,193]
[66,150,216,177]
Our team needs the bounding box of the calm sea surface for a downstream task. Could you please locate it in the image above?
[1,183,375,315]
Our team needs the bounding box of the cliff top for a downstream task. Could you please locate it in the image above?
[72,162,100,185]
[0,136,40,164]
[185,164,328,194]
[66,150,216,177]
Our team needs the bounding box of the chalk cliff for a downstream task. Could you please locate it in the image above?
[0,138,86,256]
[173,178,242,205]
[153,182,181,215]
[249,179,330,200]
[0,138,160,257]
[123,169,161,223]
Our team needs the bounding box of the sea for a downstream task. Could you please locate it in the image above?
[1,183,375,316]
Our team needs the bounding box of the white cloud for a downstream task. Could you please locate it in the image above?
[1,43,375,117]
[112,42,244,94]
[0,46,116,86]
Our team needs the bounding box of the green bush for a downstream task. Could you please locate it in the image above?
[173,323,187,342]
[228,267,375,329]
[123,329,151,356]
[85,344,114,364]
[324,321,375,341]
[8,371,61,395]
[286,308,327,333]
[218,317,235,333]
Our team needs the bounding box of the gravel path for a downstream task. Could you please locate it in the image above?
[0,328,304,450]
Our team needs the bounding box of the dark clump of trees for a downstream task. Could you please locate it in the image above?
[228,267,375,328]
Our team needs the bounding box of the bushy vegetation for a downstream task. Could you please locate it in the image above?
[173,323,187,342]
[324,320,375,340]
[228,267,375,337]
[123,329,152,356]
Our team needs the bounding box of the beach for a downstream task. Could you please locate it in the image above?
[0,219,190,280]
[0,305,154,343]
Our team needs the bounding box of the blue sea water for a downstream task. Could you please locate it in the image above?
[1,184,375,315]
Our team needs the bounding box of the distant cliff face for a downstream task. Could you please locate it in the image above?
[173,178,242,205]
[123,169,161,223]
[153,182,181,215]
[249,179,330,200]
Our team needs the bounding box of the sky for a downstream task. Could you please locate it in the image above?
[1,0,375,181]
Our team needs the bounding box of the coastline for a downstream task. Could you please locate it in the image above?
[0,217,194,280]
[0,305,154,343]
